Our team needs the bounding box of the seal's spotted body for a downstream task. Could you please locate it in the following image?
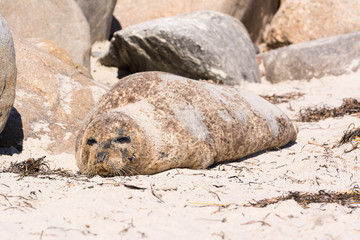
[76,72,298,176]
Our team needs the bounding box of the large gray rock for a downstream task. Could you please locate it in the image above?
[3,33,107,154]
[100,10,260,85]
[0,0,91,72]
[264,0,360,49]
[0,14,16,134]
[113,0,280,44]
[75,0,117,43]
[259,32,360,83]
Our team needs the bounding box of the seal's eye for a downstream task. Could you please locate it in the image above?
[87,138,97,146]
[114,136,131,144]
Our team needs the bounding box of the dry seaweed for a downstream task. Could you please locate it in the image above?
[337,124,360,152]
[1,156,72,177]
[260,92,305,104]
[339,124,360,145]
[298,98,360,122]
[247,190,360,208]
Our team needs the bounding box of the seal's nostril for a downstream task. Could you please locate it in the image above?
[96,152,108,163]
[114,136,131,144]
[87,138,97,146]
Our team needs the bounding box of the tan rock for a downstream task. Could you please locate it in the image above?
[0,14,16,134]
[28,38,91,78]
[114,0,280,44]
[8,33,107,154]
[264,0,360,49]
[0,0,92,71]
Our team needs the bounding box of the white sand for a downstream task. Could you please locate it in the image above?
[1,41,360,239]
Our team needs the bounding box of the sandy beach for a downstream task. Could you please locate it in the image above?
[0,40,360,240]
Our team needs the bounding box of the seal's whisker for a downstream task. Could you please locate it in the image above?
[119,167,128,176]
[108,163,121,176]
[124,165,138,176]
[83,169,95,177]
[119,168,128,176]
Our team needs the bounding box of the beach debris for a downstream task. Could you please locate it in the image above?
[260,92,304,104]
[247,190,360,208]
[191,202,230,208]
[150,184,165,203]
[0,193,36,212]
[1,156,72,177]
[338,123,360,152]
[339,124,360,145]
[298,98,360,122]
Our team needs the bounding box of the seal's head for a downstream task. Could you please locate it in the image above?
[76,112,144,177]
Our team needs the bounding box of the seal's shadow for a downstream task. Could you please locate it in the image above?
[0,107,24,155]
[208,141,298,169]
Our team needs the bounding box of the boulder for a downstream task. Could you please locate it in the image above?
[100,11,260,85]
[232,0,280,44]
[264,0,360,49]
[28,38,91,78]
[0,15,16,134]
[5,33,108,154]
[0,0,91,72]
[259,32,360,83]
[113,0,280,44]
[75,0,117,43]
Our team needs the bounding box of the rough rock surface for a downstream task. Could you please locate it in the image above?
[3,33,108,154]
[259,32,360,83]
[264,0,360,49]
[114,0,280,44]
[76,71,298,176]
[28,38,91,78]
[100,11,260,85]
[75,0,117,43]
[0,0,91,71]
[0,15,16,134]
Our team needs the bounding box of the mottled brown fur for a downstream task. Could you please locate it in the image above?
[76,72,297,176]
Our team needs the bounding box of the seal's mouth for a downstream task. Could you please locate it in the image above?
[85,159,127,177]
[83,149,137,177]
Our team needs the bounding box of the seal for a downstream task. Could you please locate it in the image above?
[76,71,298,176]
